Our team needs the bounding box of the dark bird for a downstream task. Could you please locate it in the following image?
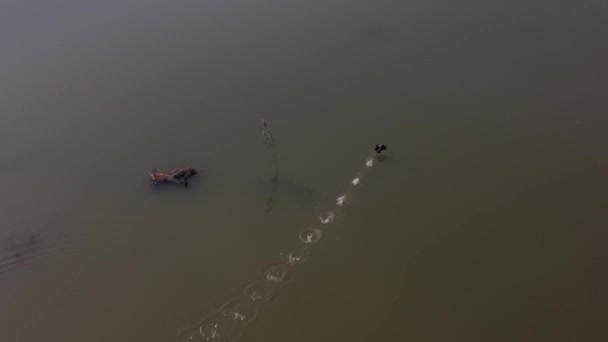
[374,144,387,154]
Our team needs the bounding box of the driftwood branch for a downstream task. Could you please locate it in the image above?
[148,167,197,186]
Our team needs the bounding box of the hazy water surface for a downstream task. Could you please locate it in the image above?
[0,0,607,341]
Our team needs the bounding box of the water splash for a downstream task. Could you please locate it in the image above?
[171,143,385,341]
[282,246,309,265]
[336,194,348,206]
[243,281,275,304]
[219,297,259,323]
[299,229,322,244]
[262,263,293,284]
[319,212,335,224]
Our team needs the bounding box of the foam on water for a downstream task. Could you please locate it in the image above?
[336,194,348,206]
[175,311,245,342]
[243,281,275,304]
[199,313,244,341]
[319,212,335,224]
[220,296,259,323]
[282,246,309,265]
[299,229,322,244]
[262,263,293,285]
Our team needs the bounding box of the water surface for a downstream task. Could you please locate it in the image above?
[0,0,606,341]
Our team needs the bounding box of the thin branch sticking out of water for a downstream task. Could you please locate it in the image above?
[260,118,279,213]
[260,118,278,182]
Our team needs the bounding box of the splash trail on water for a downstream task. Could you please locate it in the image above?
[171,124,386,342]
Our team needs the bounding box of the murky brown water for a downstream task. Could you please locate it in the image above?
[1,0,607,341]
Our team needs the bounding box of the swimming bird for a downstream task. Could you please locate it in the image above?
[374,144,387,154]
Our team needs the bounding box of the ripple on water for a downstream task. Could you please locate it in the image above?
[282,246,309,266]
[219,296,259,324]
[172,324,204,342]
[243,281,275,304]
[0,227,129,279]
[336,194,348,206]
[299,228,322,244]
[262,263,293,285]
[319,212,335,224]
[174,309,247,342]
[195,312,245,342]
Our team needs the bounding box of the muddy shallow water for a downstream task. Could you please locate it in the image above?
[0,0,607,341]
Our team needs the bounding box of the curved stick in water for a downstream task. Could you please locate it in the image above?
[261,119,280,212]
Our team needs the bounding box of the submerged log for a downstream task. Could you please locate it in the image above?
[169,167,197,179]
[148,167,197,186]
